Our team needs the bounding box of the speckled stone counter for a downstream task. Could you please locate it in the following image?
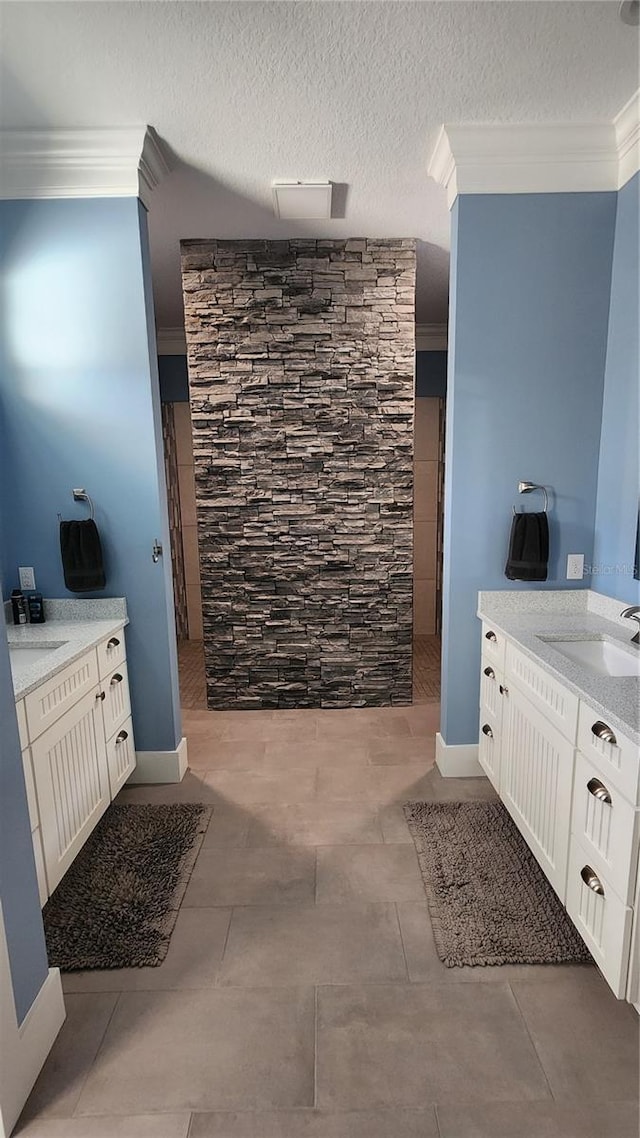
[7,598,128,701]
[477,590,640,745]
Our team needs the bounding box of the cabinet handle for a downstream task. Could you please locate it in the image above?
[481,724,493,738]
[499,684,509,696]
[115,730,129,745]
[580,865,605,896]
[107,637,120,649]
[110,673,123,686]
[591,720,617,746]
[485,631,498,643]
[96,691,106,702]
[483,666,495,680]
[587,777,612,805]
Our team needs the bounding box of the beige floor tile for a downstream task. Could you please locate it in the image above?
[189,1108,438,1137]
[20,993,118,1121]
[75,988,315,1115]
[316,764,434,805]
[377,804,414,843]
[317,712,411,740]
[62,908,232,992]
[263,739,370,768]
[203,767,317,806]
[218,904,407,986]
[367,736,436,765]
[182,847,316,907]
[396,902,595,986]
[246,802,383,847]
[403,705,441,736]
[201,806,251,848]
[316,982,551,1110]
[220,717,318,743]
[117,770,218,806]
[316,845,424,904]
[436,1100,640,1138]
[187,738,266,770]
[15,1115,190,1137]
[511,972,640,1102]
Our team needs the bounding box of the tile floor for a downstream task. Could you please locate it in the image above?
[18,700,639,1137]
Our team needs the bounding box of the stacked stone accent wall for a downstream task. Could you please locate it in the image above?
[180,238,415,709]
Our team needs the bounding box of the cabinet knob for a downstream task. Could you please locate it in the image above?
[96,691,106,702]
[587,777,612,805]
[499,684,509,696]
[485,630,498,643]
[107,637,120,649]
[110,673,123,686]
[115,730,129,745]
[580,865,605,896]
[483,666,495,679]
[591,720,617,746]
[481,724,493,738]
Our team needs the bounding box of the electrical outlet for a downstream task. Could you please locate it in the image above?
[18,566,36,591]
[566,554,584,581]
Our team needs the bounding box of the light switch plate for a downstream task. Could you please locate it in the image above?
[566,554,584,581]
[18,566,36,590]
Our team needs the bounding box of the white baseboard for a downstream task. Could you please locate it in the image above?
[435,732,483,778]
[1,919,65,1138]
[129,736,188,784]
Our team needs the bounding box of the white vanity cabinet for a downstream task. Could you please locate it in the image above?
[478,615,640,1002]
[16,629,135,903]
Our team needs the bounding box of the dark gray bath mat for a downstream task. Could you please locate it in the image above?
[403,800,592,968]
[43,803,211,971]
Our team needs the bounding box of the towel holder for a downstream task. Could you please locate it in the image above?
[512,481,549,515]
[72,488,96,520]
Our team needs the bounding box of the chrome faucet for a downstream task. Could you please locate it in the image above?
[620,606,640,645]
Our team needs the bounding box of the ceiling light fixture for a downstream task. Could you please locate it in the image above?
[272,182,333,220]
[619,0,639,25]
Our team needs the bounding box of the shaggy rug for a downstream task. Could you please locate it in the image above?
[403,800,592,968]
[43,803,211,970]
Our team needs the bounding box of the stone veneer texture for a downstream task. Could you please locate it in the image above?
[180,238,416,709]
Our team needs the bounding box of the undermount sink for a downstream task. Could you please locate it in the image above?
[9,643,66,667]
[542,637,640,678]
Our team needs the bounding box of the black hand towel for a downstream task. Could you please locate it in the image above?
[60,519,106,592]
[505,511,549,582]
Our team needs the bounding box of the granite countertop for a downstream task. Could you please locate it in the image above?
[477,590,640,745]
[7,598,128,701]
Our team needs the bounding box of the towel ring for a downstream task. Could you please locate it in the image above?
[512,481,549,516]
[72,488,95,520]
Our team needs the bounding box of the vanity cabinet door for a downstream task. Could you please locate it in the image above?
[500,684,574,900]
[31,687,110,895]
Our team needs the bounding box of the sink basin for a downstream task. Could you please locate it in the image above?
[543,638,640,678]
[9,644,65,667]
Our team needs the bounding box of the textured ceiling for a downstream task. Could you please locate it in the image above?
[1,1,638,328]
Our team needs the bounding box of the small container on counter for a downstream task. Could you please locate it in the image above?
[27,593,45,623]
[11,589,28,625]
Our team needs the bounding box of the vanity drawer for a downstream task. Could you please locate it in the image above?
[97,630,126,681]
[577,702,640,805]
[100,661,131,739]
[481,623,506,671]
[16,699,28,749]
[25,649,99,741]
[478,709,501,790]
[506,641,579,742]
[480,663,504,720]
[571,751,639,905]
[566,835,633,999]
[106,715,136,798]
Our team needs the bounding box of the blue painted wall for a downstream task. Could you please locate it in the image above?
[592,173,640,605]
[0,605,49,1024]
[158,354,189,402]
[442,192,617,746]
[0,197,181,752]
[416,350,447,398]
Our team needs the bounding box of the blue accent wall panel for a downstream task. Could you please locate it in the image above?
[0,197,181,752]
[442,192,616,746]
[0,607,49,1024]
[592,173,640,605]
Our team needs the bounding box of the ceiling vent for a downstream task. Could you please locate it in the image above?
[272,182,333,219]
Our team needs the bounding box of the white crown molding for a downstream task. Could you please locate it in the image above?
[416,323,448,351]
[0,126,170,208]
[157,326,187,355]
[429,89,640,208]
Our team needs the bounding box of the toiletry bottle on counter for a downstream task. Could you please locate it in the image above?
[27,592,45,623]
[11,589,28,625]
